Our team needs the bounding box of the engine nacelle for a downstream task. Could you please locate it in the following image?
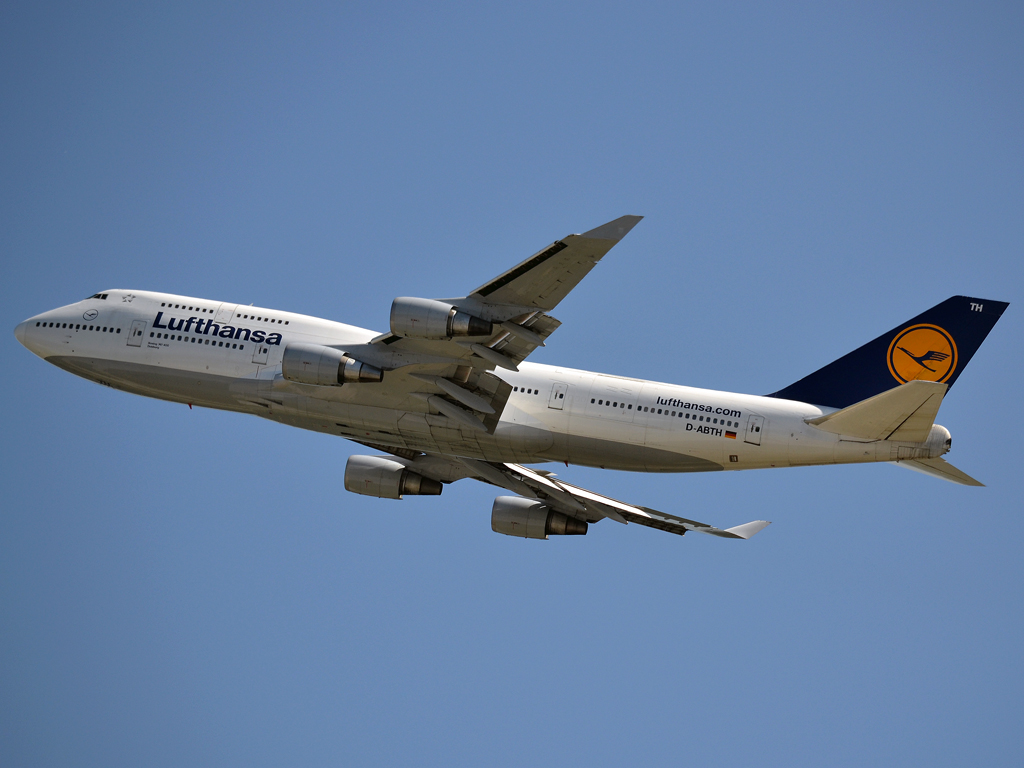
[344,455,443,499]
[490,496,588,539]
[282,343,383,387]
[390,297,493,340]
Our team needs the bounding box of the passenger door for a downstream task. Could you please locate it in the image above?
[126,319,146,347]
[745,414,765,446]
[252,342,270,365]
[548,382,568,410]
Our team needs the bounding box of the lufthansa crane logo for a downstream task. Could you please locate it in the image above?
[83,309,99,321]
[887,324,957,384]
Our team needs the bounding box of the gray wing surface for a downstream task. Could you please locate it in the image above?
[467,215,643,311]
[324,216,643,435]
[356,447,770,540]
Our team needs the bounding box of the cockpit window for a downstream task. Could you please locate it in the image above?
[86,293,109,300]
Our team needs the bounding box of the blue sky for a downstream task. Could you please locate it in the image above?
[2,2,1022,766]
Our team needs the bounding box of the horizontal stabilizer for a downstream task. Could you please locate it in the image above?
[807,380,946,442]
[895,457,984,486]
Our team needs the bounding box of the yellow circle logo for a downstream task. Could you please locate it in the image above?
[887,324,957,383]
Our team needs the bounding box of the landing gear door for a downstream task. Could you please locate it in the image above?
[126,319,146,347]
[548,382,568,410]
[745,414,765,445]
[252,343,270,365]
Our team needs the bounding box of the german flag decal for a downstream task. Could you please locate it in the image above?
[725,431,737,439]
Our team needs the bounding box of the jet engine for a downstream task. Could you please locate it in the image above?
[344,455,443,499]
[490,496,588,539]
[282,343,383,386]
[390,297,493,340]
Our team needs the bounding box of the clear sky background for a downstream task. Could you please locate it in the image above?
[2,2,1022,766]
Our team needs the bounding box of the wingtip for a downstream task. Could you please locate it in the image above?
[724,520,771,539]
[581,215,643,242]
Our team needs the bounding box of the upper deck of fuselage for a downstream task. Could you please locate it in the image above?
[15,289,378,361]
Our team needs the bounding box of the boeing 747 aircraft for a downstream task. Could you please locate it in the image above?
[14,217,1009,541]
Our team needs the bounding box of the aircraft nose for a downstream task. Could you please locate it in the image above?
[14,319,29,348]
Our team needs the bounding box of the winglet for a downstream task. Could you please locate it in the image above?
[581,215,643,242]
[722,520,772,539]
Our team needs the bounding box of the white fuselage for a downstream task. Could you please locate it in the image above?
[15,290,942,474]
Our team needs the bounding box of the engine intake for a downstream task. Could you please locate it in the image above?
[282,343,383,386]
[390,297,493,340]
[344,455,443,499]
[491,496,588,539]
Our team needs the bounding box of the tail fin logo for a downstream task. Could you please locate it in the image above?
[887,325,958,383]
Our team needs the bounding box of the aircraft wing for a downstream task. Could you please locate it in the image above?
[327,216,642,435]
[465,215,644,312]
[357,444,770,540]
[362,215,643,370]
